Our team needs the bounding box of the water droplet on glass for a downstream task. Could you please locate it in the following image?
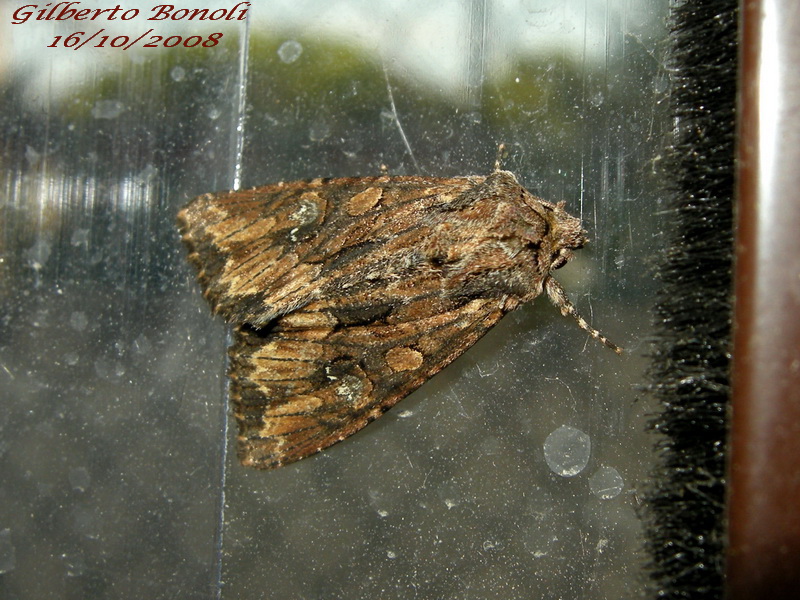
[170,66,186,82]
[277,40,303,64]
[543,425,591,477]
[309,120,331,142]
[94,357,125,380]
[132,333,152,356]
[25,239,51,268]
[589,465,624,499]
[69,311,88,332]
[70,228,90,248]
[69,467,91,492]
[25,145,42,165]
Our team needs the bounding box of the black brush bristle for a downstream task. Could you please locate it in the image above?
[643,0,737,598]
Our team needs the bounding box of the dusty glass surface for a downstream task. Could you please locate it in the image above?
[1,1,669,598]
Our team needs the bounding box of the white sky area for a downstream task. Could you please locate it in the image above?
[2,0,660,106]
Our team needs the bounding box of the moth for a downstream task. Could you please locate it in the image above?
[177,168,620,469]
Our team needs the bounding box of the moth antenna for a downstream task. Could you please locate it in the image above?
[494,143,507,172]
[545,277,623,355]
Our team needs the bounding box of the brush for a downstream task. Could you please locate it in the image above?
[643,0,737,598]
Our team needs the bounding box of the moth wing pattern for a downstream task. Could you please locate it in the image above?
[230,296,507,469]
[177,176,484,327]
[179,169,618,469]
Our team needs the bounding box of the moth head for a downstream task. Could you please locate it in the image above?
[542,200,588,272]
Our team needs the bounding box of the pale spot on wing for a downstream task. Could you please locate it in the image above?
[335,374,365,404]
[279,312,338,330]
[286,327,336,341]
[291,194,323,225]
[385,346,424,372]
[259,415,317,437]
[244,358,318,380]
[265,395,326,415]
[255,339,324,361]
[252,378,316,396]
[216,215,277,246]
[346,187,383,215]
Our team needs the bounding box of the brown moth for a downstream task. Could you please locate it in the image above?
[177,169,620,469]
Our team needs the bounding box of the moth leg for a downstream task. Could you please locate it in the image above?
[545,277,623,354]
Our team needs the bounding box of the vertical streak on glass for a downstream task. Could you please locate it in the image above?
[212,330,232,600]
[232,17,252,192]
[579,0,591,222]
[599,0,611,235]
[214,16,252,600]
[38,77,54,252]
[465,0,489,112]
[617,0,628,216]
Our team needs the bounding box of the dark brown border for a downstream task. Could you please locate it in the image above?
[728,0,800,596]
